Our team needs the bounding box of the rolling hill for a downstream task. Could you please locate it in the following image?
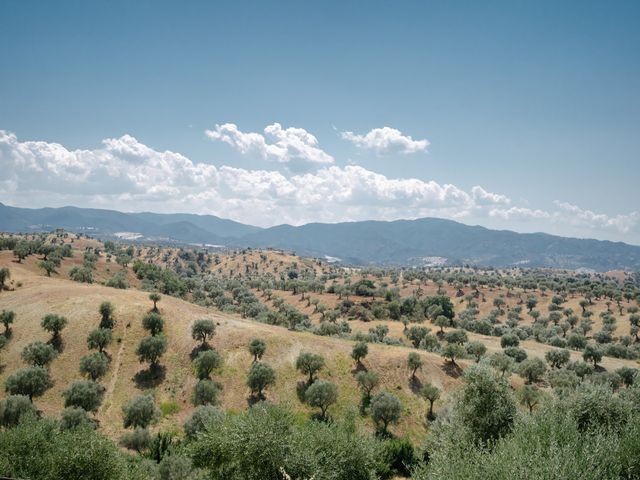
[2,202,639,270]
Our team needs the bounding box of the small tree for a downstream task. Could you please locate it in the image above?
[21,341,57,368]
[248,338,267,363]
[442,343,465,365]
[490,353,514,378]
[434,315,450,334]
[583,344,603,367]
[0,267,10,290]
[296,352,325,384]
[136,335,168,367]
[517,384,542,413]
[120,428,151,453]
[79,352,109,381]
[62,380,105,412]
[41,314,68,342]
[192,379,222,406]
[466,341,487,362]
[420,383,440,420]
[0,395,36,427]
[457,364,516,445]
[142,312,164,336]
[122,394,159,429]
[517,358,547,384]
[191,319,216,347]
[371,392,402,436]
[356,370,380,411]
[87,328,113,354]
[149,293,161,312]
[38,260,57,277]
[305,380,338,420]
[61,406,96,431]
[545,349,571,369]
[351,341,368,366]
[0,309,15,333]
[194,350,222,380]
[500,333,520,348]
[407,352,423,379]
[246,362,276,398]
[99,302,115,329]
[5,366,52,401]
[616,366,638,387]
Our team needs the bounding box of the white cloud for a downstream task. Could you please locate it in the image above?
[341,126,429,154]
[205,123,334,166]
[0,129,637,243]
[553,201,639,234]
[488,206,550,221]
[471,185,511,206]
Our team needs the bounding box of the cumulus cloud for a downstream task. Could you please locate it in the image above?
[205,123,334,166]
[341,126,429,154]
[553,201,639,234]
[471,185,511,206]
[0,129,637,243]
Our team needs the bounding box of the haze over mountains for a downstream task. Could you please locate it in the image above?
[1,202,639,271]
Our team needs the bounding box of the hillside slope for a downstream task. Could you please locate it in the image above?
[0,256,457,441]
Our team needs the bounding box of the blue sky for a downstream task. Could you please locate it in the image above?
[1,1,639,243]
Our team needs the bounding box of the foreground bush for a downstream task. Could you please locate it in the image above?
[189,402,382,480]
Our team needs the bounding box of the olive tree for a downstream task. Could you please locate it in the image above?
[545,349,571,369]
[193,379,222,406]
[5,366,52,401]
[583,344,603,367]
[191,319,216,347]
[41,313,68,342]
[21,341,57,367]
[62,380,105,412]
[356,370,380,411]
[466,341,487,362]
[407,352,423,379]
[248,338,267,363]
[456,364,516,445]
[296,352,325,384]
[1,309,15,333]
[194,350,222,380]
[122,394,159,429]
[246,362,276,399]
[517,358,547,384]
[351,341,368,366]
[0,267,10,290]
[149,293,161,312]
[142,312,164,336]
[99,301,115,329]
[136,335,167,367]
[416,382,439,422]
[87,328,112,354]
[0,395,36,427]
[371,392,402,436]
[305,380,338,420]
[60,406,96,430]
[517,384,542,413]
[79,352,109,381]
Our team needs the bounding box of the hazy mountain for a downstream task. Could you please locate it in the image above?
[243,218,640,270]
[2,203,639,271]
[0,203,259,243]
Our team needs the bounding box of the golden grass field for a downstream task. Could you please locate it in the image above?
[1,240,638,444]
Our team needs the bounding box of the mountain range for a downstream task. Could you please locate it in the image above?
[1,202,639,271]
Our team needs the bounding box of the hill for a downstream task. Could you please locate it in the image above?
[0,251,456,441]
[2,203,640,270]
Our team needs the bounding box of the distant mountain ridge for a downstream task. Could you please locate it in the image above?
[1,202,639,271]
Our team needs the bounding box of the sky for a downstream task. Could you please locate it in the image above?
[0,0,639,243]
